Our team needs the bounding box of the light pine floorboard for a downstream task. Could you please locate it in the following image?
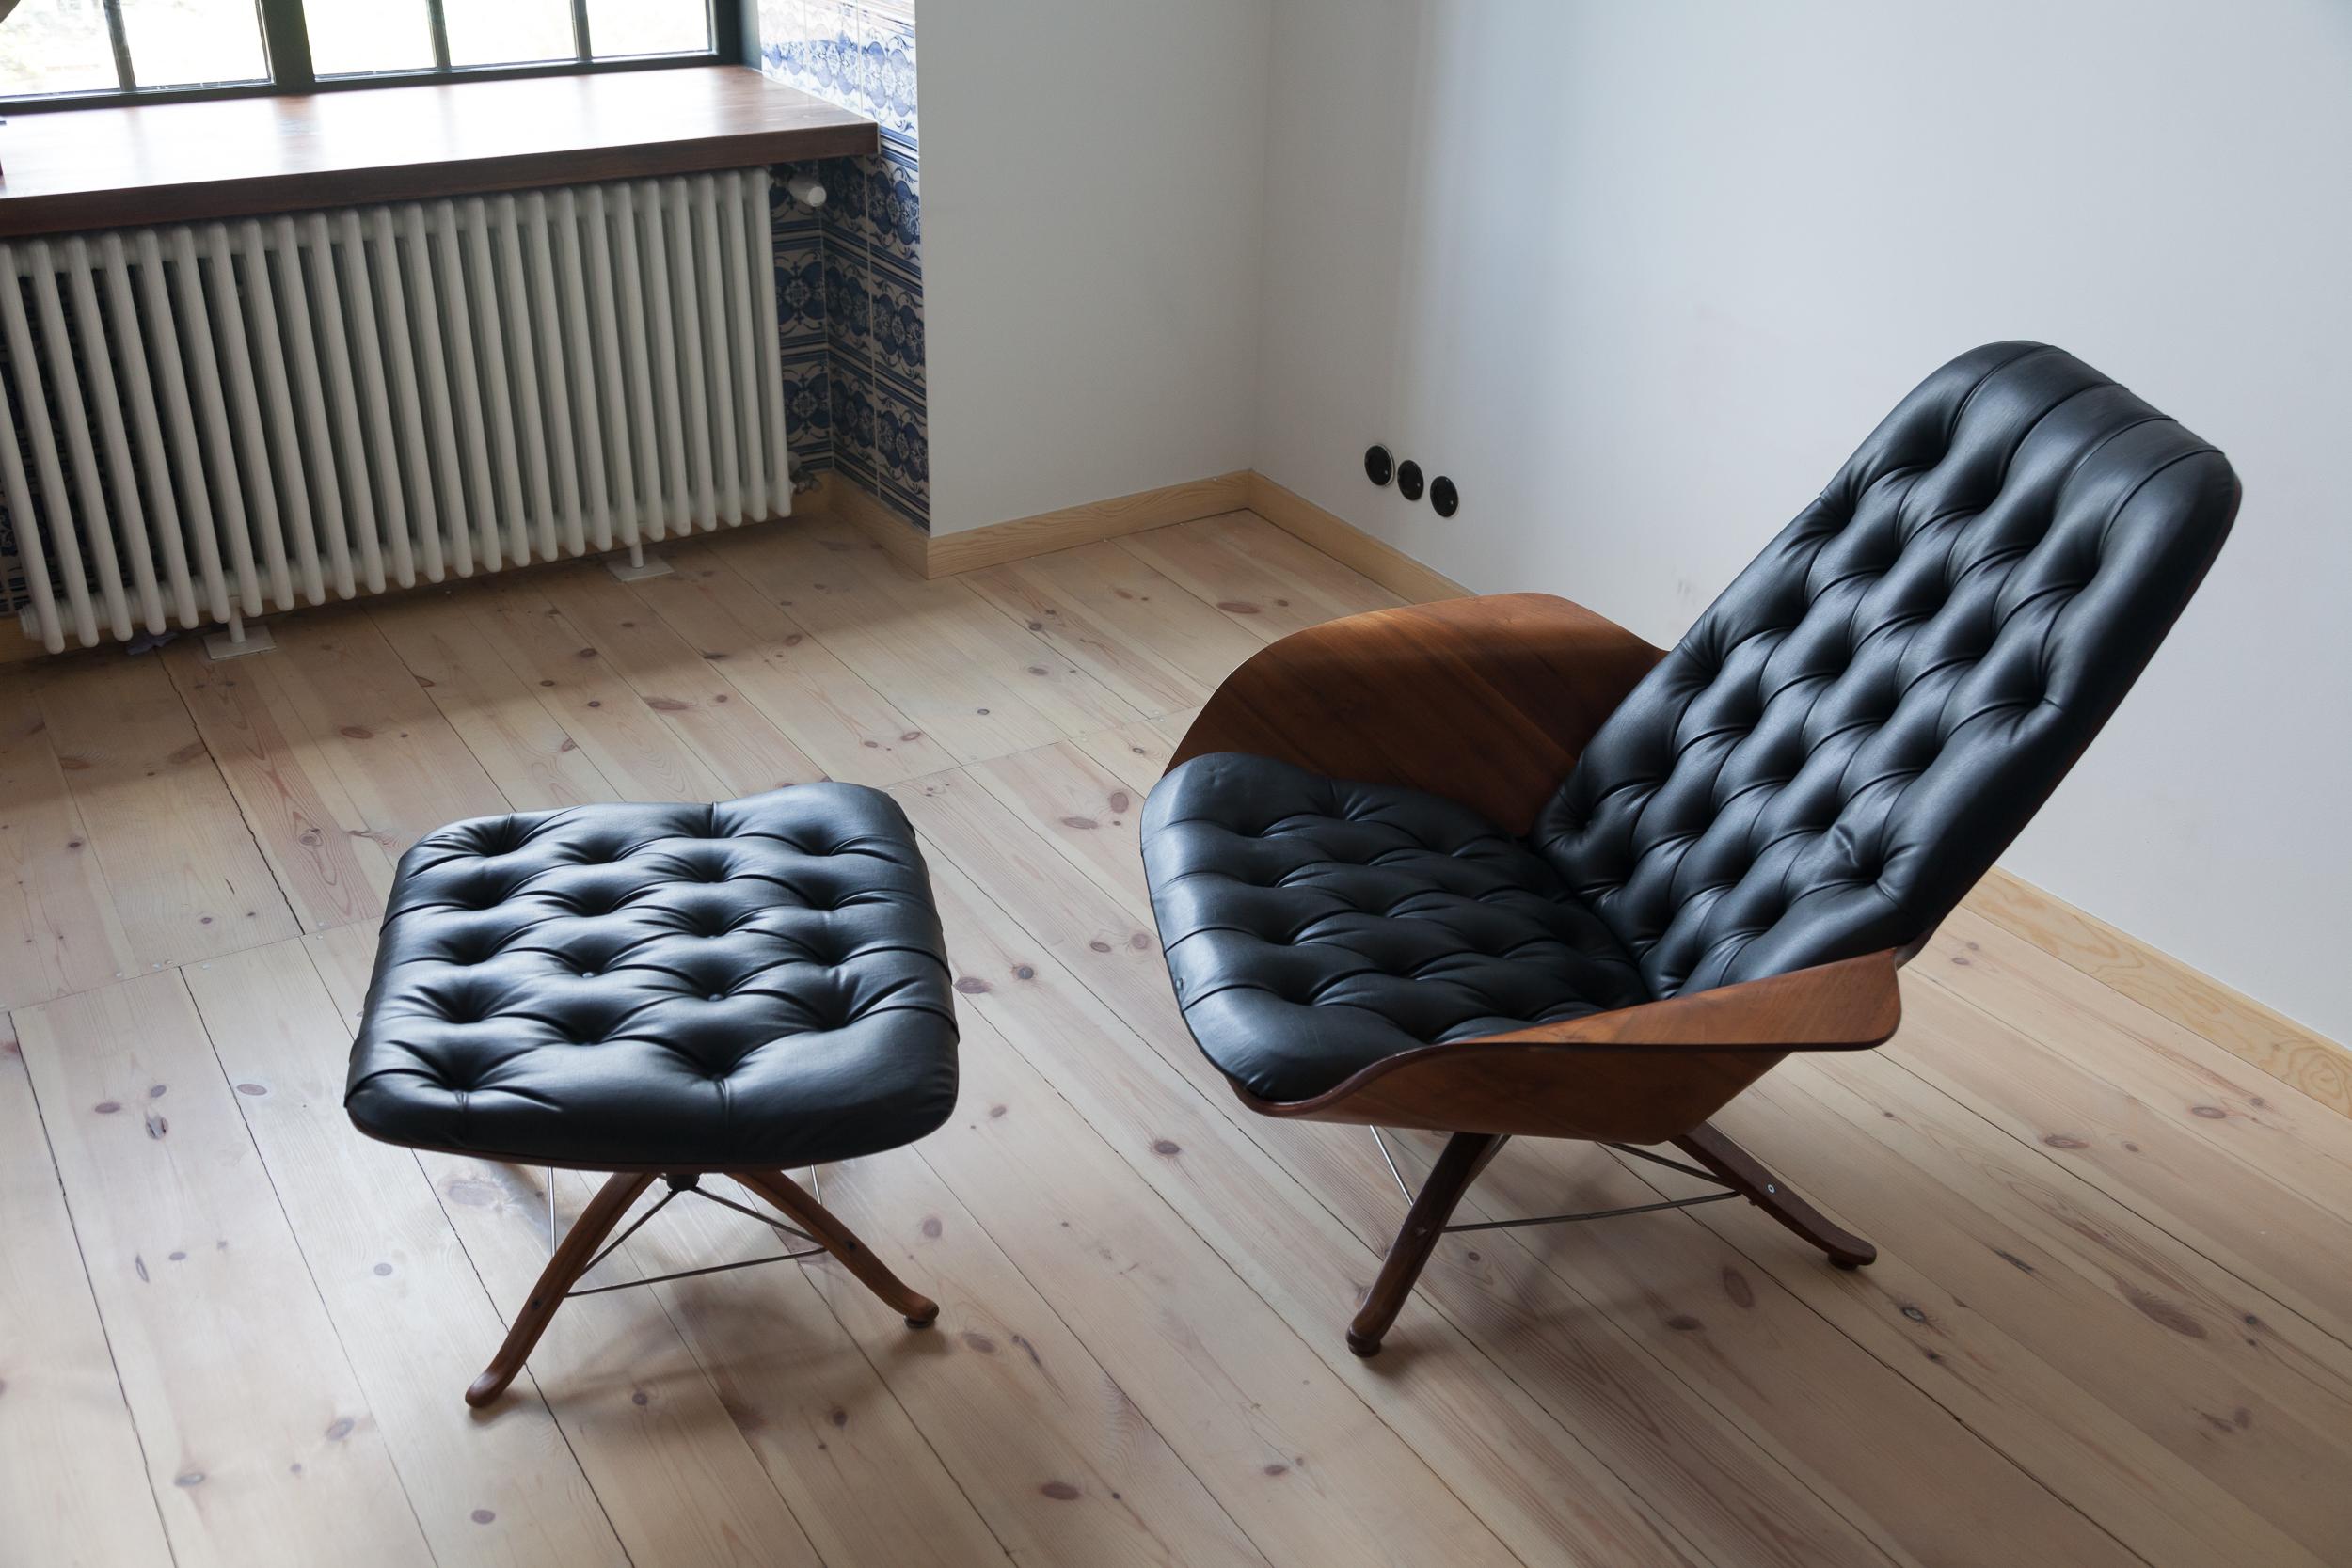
[35,655,299,967]
[14,972,433,1568]
[163,636,398,930]
[617,537,959,787]
[1115,509,1406,643]
[963,542,1269,716]
[712,515,1142,761]
[184,942,628,1566]
[1,508,2346,1566]
[0,682,135,1009]
[0,1021,174,1567]
[1962,866,2352,1119]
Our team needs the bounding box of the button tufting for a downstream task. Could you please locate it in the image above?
[344,784,960,1173]
[1138,341,2239,1106]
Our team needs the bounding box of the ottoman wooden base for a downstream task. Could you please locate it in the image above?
[337,784,961,1407]
[469,1165,937,1408]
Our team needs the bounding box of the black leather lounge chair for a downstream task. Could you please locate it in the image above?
[1139,341,2241,1354]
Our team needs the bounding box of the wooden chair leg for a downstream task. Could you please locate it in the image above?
[735,1168,940,1326]
[1671,1122,1876,1268]
[468,1170,656,1408]
[1348,1132,1506,1356]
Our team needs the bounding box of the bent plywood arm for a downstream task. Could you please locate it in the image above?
[1170,593,1665,833]
[1234,951,1902,1144]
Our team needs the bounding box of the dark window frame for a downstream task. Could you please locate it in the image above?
[0,0,753,113]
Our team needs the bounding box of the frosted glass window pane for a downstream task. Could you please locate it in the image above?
[588,0,709,58]
[0,0,119,97]
[308,0,436,78]
[446,0,576,69]
[119,0,268,88]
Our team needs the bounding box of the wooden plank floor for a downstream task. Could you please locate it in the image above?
[2,507,2345,1568]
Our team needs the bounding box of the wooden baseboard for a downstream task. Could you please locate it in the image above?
[803,473,930,574]
[1963,866,2352,1119]
[927,471,1252,576]
[798,467,1470,603]
[809,468,1252,578]
[1245,472,1469,604]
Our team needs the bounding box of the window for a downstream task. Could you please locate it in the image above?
[0,0,741,109]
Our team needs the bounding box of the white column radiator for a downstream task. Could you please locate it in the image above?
[0,167,791,654]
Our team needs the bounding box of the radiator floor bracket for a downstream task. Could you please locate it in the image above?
[203,614,277,661]
[607,543,674,582]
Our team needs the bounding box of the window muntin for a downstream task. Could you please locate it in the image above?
[0,0,727,108]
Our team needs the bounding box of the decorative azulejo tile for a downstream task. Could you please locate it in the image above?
[877,478,928,529]
[774,240,827,346]
[868,253,923,389]
[780,350,834,461]
[818,153,867,252]
[858,7,918,145]
[760,0,921,528]
[873,374,928,517]
[829,359,879,483]
[823,243,872,359]
[757,0,917,145]
[867,150,919,270]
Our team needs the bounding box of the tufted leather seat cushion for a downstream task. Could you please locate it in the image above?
[1143,752,1649,1101]
[1145,342,2238,1103]
[345,784,958,1171]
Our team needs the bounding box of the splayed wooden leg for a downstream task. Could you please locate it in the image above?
[1347,1132,1507,1355]
[736,1167,939,1326]
[468,1170,655,1407]
[1672,1122,1875,1267]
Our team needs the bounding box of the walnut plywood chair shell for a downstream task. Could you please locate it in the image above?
[1139,342,2241,1354]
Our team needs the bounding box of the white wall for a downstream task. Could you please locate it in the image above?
[1253,0,2352,1040]
[918,0,1271,533]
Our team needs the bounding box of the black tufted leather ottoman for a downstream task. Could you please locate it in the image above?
[344,784,958,1406]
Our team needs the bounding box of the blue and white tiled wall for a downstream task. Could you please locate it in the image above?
[761,0,926,529]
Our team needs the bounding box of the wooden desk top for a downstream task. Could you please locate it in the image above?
[0,66,877,238]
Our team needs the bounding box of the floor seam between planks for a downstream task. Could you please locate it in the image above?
[6,1026,186,1567]
[897,1139,1271,1568]
[1594,1145,2164,1568]
[1878,982,2352,1358]
[183,960,451,1561]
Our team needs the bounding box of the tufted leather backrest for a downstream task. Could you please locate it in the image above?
[1532,342,2239,999]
